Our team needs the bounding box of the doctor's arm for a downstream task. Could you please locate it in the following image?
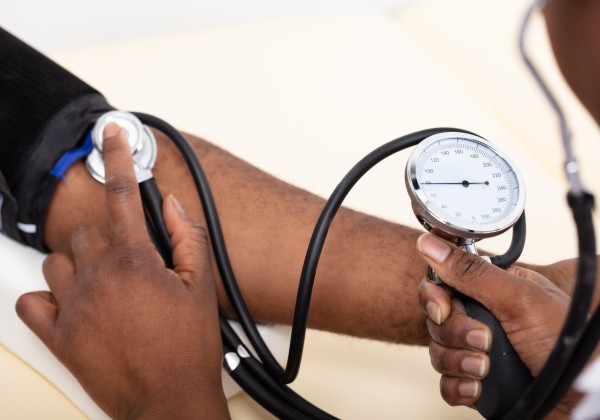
[416,233,600,418]
[415,1,600,415]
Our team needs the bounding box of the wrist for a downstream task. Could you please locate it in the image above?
[125,373,230,420]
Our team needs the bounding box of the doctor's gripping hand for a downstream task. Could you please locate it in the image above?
[415,233,585,418]
[15,124,230,420]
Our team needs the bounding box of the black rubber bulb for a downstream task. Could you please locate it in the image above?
[462,296,533,419]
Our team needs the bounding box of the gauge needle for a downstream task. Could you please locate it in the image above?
[426,180,490,187]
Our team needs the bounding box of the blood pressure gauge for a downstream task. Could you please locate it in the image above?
[405,132,532,419]
[405,132,526,245]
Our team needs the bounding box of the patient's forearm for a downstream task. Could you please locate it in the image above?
[44,130,429,344]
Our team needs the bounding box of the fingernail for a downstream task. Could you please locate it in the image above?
[168,194,186,215]
[461,356,487,378]
[467,329,490,352]
[426,301,442,325]
[458,380,479,398]
[103,123,120,139]
[417,234,451,263]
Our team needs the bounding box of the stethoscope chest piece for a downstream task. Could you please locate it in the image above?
[86,110,157,183]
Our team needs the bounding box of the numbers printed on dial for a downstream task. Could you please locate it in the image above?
[414,137,521,230]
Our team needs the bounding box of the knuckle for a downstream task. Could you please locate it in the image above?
[427,318,449,348]
[114,251,142,271]
[431,312,461,347]
[448,250,488,279]
[71,224,92,238]
[70,224,93,247]
[429,341,451,374]
[112,243,155,272]
[181,222,211,262]
[43,252,71,275]
[418,278,434,308]
[435,322,456,347]
[105,173,136,198]
[196,222,210,243]
[437,348,457,374]
[439,377,460,406]
[43,253,61,270]
[450,298,467,316]
[187,220,210,245]
[14,294,32,318]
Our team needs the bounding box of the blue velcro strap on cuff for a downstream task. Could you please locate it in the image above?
[50,130,93,179]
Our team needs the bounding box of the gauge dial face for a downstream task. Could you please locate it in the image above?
[406,132,525,239]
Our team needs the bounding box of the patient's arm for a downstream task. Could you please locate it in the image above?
[45,129,429,344]
[43,127,596,346]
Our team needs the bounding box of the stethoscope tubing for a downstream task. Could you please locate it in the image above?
[133,111,597,419]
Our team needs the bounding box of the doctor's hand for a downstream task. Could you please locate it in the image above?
[15,124,229,419]
[416,233,581,417]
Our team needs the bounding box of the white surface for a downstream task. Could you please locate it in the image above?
[0,236,99,418]
[573,357,600,420]
[0,230,290,418]
[1,0,600,418]
[1,0,411,49]
[0,235,231,418]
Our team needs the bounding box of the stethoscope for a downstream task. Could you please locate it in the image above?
[82,1,597,418]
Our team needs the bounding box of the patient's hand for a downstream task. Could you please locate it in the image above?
[16,124,229,419]
[416,233,582,417]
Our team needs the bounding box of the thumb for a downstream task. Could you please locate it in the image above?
[416,233,522,317]
[15,291,58,345]
[163,194,212,287]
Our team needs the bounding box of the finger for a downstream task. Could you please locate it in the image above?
[15,291,58,346]
[439,376,482,407]
[429,341,489,380]
[102,123,148,245]
[71,225,111,268]
[418,277,454,325]
[416,233,524,317]
[42,253,76,302]
[163,194,213,290]
[427,299,491,352]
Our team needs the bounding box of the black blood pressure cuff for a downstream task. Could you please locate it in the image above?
[0,27,113,251]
